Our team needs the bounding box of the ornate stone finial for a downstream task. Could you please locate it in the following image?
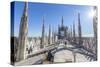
[23,2,28,16]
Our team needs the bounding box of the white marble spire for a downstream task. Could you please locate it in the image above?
[16,2,28,61]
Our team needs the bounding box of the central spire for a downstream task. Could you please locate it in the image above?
[61,16,64,27]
